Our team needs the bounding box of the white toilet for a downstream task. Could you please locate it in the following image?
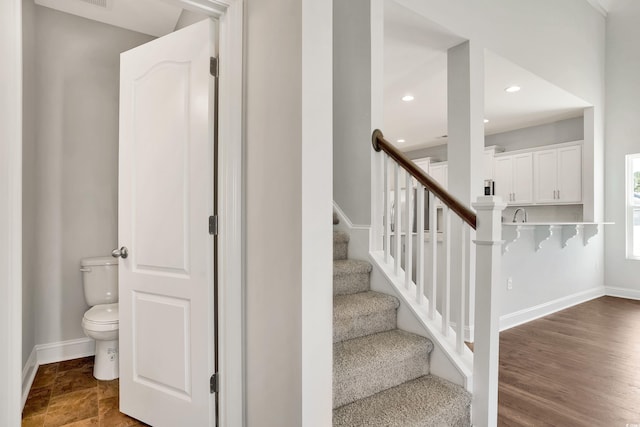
[80,256,119,380]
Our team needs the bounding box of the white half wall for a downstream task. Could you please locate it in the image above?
[604,0,640,293]
[500,226,605,322]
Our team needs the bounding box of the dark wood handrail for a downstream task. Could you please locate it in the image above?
[372,129,477,229]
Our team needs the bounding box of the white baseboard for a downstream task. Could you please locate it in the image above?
[605,286,640,300]
[21,337,96,410]
[36,337,95,365]
[499,287,605,331]
[21,348,38,410]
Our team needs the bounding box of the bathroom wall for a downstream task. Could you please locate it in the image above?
[22,0,37,368]
[26,4,153,349]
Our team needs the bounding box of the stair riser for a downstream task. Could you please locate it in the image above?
[334,310,396,343]
[333,273,369,295]
[333,352,430,408]
[333,242,348,260]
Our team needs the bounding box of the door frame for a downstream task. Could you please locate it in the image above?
[0,0,244,425]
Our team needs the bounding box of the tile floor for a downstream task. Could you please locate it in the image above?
[22,356,148,427]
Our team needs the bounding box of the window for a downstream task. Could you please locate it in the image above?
[626,154,640,259]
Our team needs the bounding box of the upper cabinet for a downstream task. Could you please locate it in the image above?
[493,141,582,206]
[429,162,448,190]
[494,153,533,204]
[533,145,582,204]
[413,158,431,175]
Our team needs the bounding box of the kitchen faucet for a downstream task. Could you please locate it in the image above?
[512,208,528,223]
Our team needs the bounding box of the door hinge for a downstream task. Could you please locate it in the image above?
[210,372,219,394]
[209,215,218,236]
[210,57,219,77]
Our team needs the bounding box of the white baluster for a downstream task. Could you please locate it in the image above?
[442,206,451,337]
[416,186,425,304]
[429,193,437,320]
[384,155,390,264]
[404,173,413,289]
[457,222,467,354]
[394,163,401,275]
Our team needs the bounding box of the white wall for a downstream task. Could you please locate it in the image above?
[25,5,153,348]
[333,0,375,226]
[604,0,640,296]
[22,0,36,368]
[406,117,584,161]
[244,0,333,425]
[500,228,604,327]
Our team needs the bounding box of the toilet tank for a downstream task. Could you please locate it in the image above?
[80,256,118,306]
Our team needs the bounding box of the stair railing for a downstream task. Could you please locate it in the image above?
[371,129,504,427]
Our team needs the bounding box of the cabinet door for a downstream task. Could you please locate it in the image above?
[493,156,513,203]
[533,149,558,203]
[557,145,582,202]
[512,153,533,204]
[414,158,430,174]
[430,163,447,188]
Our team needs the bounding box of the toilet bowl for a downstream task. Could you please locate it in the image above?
[80,256,119,381]
[82,303,119,380]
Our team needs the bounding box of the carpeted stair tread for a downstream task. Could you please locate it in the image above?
[333,329,433,408]
[333,374,472,427]
[333,212,339,225]
[333,291,399,342]
[333,231,350,260]
[333,260,372,294]
[333,230,350,243]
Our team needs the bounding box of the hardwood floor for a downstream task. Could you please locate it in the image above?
[22,356,147,427]
[498,296,640,426]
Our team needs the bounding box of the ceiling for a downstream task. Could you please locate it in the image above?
[34,0,185,37]
[37,0,600,152]
[383,1,592,151]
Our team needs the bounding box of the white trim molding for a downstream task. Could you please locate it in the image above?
[21,348,37,410]
[605,286,640,300]
[170,1,245,426]
[22,338,96,410]
[36,337,95,366]
[0,0,23,425]
[499,287,605,331]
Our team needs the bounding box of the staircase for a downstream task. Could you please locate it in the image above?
[332,222,471,426]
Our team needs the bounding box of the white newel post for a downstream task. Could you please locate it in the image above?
[471,196,505,427]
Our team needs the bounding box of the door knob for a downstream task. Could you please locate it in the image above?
[111,246,129,259]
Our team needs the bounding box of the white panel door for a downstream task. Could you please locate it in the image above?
[118,19,215,427]
[533,149,558,203]
[493,156,513,203]
[512,153,533,204]
[557,145,582,203]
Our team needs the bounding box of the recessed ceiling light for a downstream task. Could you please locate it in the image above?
[505,85,521,93]
[397,139,405,143]
[402,95,414,102]
[484,119,489,123]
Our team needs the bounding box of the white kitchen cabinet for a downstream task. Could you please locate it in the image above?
[493,153,533,204]
[533,145,582,203]
[483,146,503,181]
[429,162,447,206]
[429,162,447,188]
[413,157,431,175]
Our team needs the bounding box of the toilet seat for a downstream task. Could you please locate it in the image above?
[83,303,118,332]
